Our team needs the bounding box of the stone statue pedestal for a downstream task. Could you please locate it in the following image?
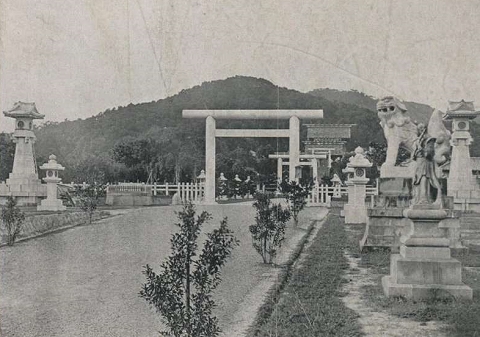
[380,164,415,180]
[37,198,66,211]
[361,164,414,250]
[344,182,368,224]
[382,207,472,300]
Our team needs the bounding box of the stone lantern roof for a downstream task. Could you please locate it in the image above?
[3,102,45,119]
[40,154,65,171]
[444,100,480,119]
[348,147,373,168]
[197,170,206,180]
[331,174,342,183]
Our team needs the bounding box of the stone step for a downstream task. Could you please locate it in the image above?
[368,226,397,236]
[363,234,395,246]
[461,230,480,240]
[461,218,480,230]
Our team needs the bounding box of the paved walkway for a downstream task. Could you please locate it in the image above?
[0,204,326,337]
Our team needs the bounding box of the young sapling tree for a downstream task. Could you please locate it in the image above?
[74,182,106,223]
[249,192,291,264]
[1,196,25,245]
[140,202,238,337]
[280,179,313,226]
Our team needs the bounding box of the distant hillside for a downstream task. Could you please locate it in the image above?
[30,76,480,182]
[33,76,385,180]
[309,88,434,124]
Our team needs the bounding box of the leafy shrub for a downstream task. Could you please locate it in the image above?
[249,192,291,264]
[280,180,313,226]
[1,196,25,245]
[140,203,238,337]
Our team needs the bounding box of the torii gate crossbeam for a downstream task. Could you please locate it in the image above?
[183,110,323,204]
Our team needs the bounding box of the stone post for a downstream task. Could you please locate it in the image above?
[277,158,283,183]
[289,116,300,181]
[344,147,372,224]
[311,158,318,183]
[276,158,283,194]
[37,154,66,211]
[205,116,216,204]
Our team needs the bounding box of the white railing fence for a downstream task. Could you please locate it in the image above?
[151,182,204,203]
[105,181,379,207]
[307,183,379,207]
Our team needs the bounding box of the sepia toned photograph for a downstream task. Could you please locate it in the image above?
[1,1,479,336]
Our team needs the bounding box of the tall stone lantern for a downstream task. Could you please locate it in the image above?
[2,102,46,205]
[37,155,66,211]
[444,100,480,210]
[344,147,372,224]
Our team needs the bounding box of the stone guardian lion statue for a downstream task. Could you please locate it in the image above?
[377,96,418,169]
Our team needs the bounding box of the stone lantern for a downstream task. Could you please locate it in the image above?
[444,100,480,210]
[218,173,228,200]
[344,147,372,224]
[197,170,206,184]
[37,154,66,211]
[331,173,343,198]
[2,102,46,205]
[197,170,206,201]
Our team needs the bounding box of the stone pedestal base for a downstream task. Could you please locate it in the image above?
[344,205,367,224]
[382,275,473,299]
[382,208,472,300]
[361,208,408,251]
[380,165,415,180]
[37,199,66,211]
[0,183,47,206]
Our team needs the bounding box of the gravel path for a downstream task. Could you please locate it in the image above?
[342,248,447,337]
[0,204,325,337]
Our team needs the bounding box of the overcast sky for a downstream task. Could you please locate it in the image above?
[1,0,479,132]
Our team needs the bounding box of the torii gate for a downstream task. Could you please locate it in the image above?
[182,110,324,204]
[268,152,328,183]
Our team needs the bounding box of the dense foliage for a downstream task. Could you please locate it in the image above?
[140,203,238,337]
[0,133,15,182]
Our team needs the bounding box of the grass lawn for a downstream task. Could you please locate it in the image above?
[346,224,480,337]
[249,210,362,337]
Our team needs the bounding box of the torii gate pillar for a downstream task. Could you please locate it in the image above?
[205,116,216,205]
[289,116,300,181]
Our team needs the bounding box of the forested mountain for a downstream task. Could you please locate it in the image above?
[4,75,473,184]
[309,88,434,125]
[29,76,385,183]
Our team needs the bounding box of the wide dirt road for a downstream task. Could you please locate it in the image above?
[0,204,318,337]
